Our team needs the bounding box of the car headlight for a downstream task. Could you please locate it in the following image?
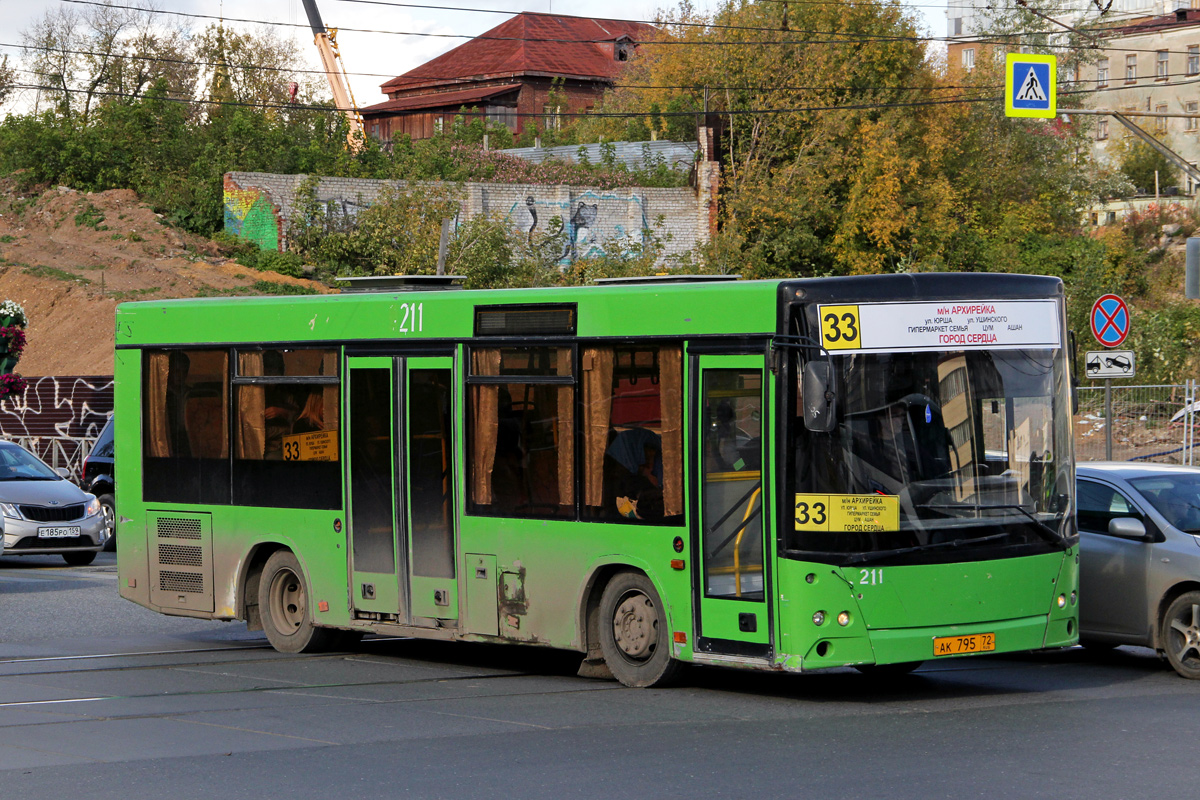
[85,497,101,517]
[0,502,21,520]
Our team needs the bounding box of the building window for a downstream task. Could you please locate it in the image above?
[485,104,516,132]
[1097,117,1109,140]
[543,104,561,131]
[1097,58,1109,87]
[1156,104,1169,133]
[962,48,975,70]
[1157,50,1169,79]
[951,17,962,36]
[433,117,444,134]
[615,38,632,61]
[1126,54,1138,83]
[1188,102,1198,131]
[1190,46,1200,75]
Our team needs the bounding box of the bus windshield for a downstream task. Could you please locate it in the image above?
[788,348,1073,564]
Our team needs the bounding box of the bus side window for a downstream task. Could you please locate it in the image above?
[581,345,683,525]
[468,347,574,519]
[231,348,341,510]
[143,348,231,505]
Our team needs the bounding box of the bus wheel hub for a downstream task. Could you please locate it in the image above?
[613,594,656,659]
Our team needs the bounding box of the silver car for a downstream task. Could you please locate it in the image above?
[0,440,106,566]
[1077,462,1200,679]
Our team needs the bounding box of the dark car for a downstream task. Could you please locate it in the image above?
[81,416,115,550]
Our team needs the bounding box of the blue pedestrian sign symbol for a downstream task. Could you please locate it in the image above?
[1005,53,1057,119]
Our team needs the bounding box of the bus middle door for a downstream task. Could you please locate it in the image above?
[346,356,405,620]
[692,353,772,659]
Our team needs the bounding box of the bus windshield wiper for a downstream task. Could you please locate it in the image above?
[919,502,1064,545]
[843,532,1013,565]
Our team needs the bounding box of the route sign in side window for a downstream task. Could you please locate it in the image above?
[1077,480,1142,534]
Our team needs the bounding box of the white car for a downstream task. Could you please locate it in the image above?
[0,441,107,565]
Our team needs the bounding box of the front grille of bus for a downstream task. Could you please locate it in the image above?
[21,504,85,522]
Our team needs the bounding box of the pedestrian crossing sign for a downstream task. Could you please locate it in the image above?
[1005,53,1056,118]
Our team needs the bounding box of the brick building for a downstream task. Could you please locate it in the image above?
[360,12,657,143]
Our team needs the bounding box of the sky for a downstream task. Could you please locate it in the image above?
[0,0,948,113]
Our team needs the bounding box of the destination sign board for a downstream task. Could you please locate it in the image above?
[816,299,1061,354]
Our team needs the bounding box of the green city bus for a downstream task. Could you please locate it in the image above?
[115,272,1079,686]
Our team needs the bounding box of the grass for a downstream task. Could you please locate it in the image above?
[74,202,108,231]
[0,235,15,244]
[252,280,317,295]
[23,265,92,284]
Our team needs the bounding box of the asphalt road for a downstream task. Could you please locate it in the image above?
[0,552,1194,800]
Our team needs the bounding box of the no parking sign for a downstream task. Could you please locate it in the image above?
[1090,294,1130,348]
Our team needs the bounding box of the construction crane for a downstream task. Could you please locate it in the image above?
[301,0,365,147]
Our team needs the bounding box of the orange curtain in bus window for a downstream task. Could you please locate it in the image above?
[147,352,171,458]
[556,348,574,508]
[470,348,501,505]
[581,347,615,508]
[236,351,266,459]
[659,345,683,518]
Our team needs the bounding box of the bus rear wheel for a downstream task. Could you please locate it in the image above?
[259,550,337,654]
[598,572,680,688]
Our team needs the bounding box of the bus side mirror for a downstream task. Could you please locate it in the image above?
[802,361,838,433]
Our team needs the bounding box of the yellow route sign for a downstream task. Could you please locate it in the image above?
[282,430,339,462]
[795,494,900,533]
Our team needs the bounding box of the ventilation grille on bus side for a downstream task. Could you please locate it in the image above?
[159,570,205,594]
[157,544,204,567]
[157,518,202,540]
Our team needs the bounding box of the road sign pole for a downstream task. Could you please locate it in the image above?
[1105,379,1113,460]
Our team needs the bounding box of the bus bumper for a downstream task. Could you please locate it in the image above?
[866,612,1074,666]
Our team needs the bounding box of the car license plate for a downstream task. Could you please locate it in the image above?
[37,526,81,539]
[933,632,995,656]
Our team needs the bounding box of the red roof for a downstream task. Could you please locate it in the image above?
[381,12,658,93]
[361,84,520,115]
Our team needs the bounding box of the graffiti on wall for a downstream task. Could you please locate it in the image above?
[224,175,282,251]
[0,375,114,439]
[506,191,648,262]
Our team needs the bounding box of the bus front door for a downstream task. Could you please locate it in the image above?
[346,356,459,625]
[693,354,771,659]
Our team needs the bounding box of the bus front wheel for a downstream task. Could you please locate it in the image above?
[598,572,680,688]
[259,550,337,654]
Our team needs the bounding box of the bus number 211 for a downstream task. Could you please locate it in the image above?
[399,302,424,334]
[860,568,883,585]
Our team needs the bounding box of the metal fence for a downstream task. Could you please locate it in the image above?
[12,436,98,483]
[1076,382,1198,464]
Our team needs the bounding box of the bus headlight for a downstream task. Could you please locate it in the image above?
[837,611,851,627]
[0,502,21,520]
[1070,592,1077,606]
[812,611,826,626]
[1057,594,1067,609]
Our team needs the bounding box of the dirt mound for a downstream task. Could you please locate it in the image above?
[0,181,328,375]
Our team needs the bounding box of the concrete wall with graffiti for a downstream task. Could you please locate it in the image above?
[223,168,718,265]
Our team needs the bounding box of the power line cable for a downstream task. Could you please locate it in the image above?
[54,0,1100,49]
